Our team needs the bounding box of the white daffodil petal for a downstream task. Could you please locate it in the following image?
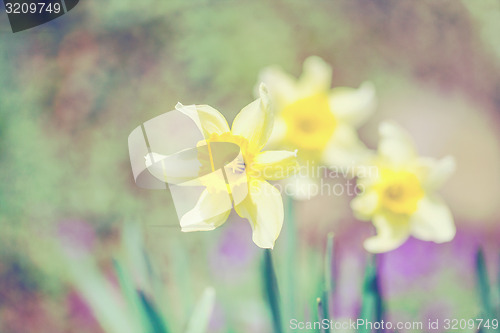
[252,150,298,180]
[418,156,456,191]
[364,213,410,253]
[265,117,287,149]
[180,189,232,232]
[378,121,416,165]
[235,180,284,249]
[410,196,456,243]
[298,56,332,96]
[145,152,166,168]
[232,83,273,151]
[322,123,374,171]
[351,190,379,221]
[329,81,376,127]
[145,151,202,185]
[258,67,298,107]
[176,103,230,138]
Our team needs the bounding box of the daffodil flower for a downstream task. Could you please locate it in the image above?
[146,84,298,249]
[351,122,456,253]
[259,56,376,199]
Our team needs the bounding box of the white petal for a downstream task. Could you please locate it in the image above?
[252,150,298,180]
[180,189,232,232]
[176,103,230,138]
[364,213,410,253]
[145,152,166,168]
[417,156,456,191]
[329,81,376,127]
[351,190,379,221]
[258,67,298,107]
[378,121,416,165]
[322,123,374,171]
[297,56,332,96]
[144,151,201,185]
[409,196,456,243]
[265,117,287,149]
[232,83,273,151]
[235,180,284,249]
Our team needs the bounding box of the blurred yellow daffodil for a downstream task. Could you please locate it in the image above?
[148,84,298,249]
[258,56,376,199]
[351,122,456,253]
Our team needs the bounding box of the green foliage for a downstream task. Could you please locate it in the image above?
[262,249,283,333]
[185,287,216,333]
[65,222,216,333]
[476,249,493,317]
[358,256,384,333]
[316,233,334,333]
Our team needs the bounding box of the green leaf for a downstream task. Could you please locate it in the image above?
[139,291,170,333]
[317,297,327,333]
[185,287,216,333]
[69,258,139,333]
[263,249,283,333]
[324,233,334,294]
[358,255,384,333]
[497,252,500,315]
[122,221,149,287]
[285,195,297,320]
[113,259,155,332]
[321,232,334,326]
[475,249,493,316]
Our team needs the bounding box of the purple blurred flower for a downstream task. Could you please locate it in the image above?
[209,217,257,281]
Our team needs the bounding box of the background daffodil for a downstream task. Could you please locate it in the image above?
[258,56,376,199]
[351,121,456,253]
[154,84,298,249]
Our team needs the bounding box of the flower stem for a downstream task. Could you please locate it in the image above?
[285,195,297,319]
[359,255,384,333]
[475,249,493,316]
[317,297,327,333]
[320,233,334,331]
[263,249,283,333]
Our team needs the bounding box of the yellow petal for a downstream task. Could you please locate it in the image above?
[180,189,232,232]
[378,121,416,165]
[297,56,332,96]
[176,103,230,138]
[258,67,298,107]
[252,150,298,180]
[351,190,379,221]
[409,196,455,243]
[329,81,376,127]
[235,179,284,249]
[231,83,273,151]
[364,213,410,253]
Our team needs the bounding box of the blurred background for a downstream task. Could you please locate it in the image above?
[0,0,499,332]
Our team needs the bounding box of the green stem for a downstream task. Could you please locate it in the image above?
[322,232,334,327]
[317,298,327,333]
[358,255,384,333]
[498,252,500,313]
[476,249,493,316]
[285,195,297,320]
[263,249,283,333]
